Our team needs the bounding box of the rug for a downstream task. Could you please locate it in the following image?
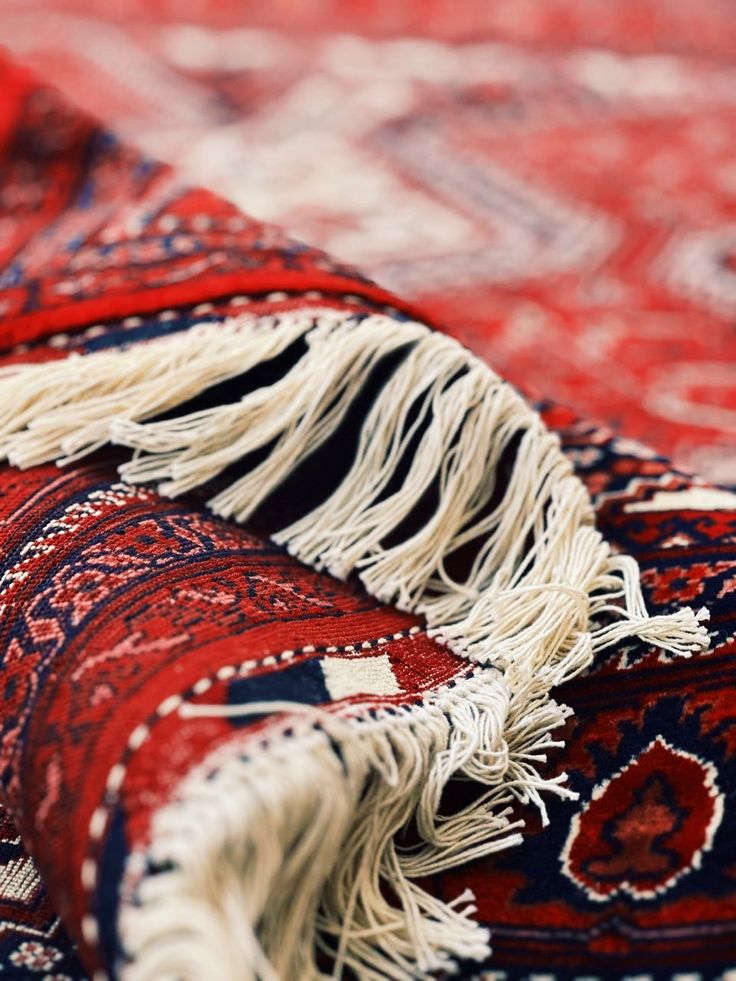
[0,29,733,981]
[441,408,736,977]
[1,0,735,482]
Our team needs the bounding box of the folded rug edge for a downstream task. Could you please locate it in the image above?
[0,308,710,980]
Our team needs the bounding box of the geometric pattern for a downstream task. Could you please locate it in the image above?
[0,456,467,976]
[437,408,736,977]
[560,735,723,903]
[4,2,736,480]
[0,8,735,977]
[0,808,84,978]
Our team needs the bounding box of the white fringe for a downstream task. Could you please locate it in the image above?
[0,312,330,469]
[121,688,514,981]
[0,310,710,980]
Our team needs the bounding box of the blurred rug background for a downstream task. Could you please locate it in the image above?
[1,0,735,483]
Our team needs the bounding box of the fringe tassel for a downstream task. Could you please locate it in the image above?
[0,312,334,468]
[123,685,521,981]
[0,310,710,980]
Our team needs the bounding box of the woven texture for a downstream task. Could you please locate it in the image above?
[2,0,736,481]
[0,16,734,981]
[444,407,736,976]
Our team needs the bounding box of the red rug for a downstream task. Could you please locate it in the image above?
[1,0,735,482]
[0,10,734,981]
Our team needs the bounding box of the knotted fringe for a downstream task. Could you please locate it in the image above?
[0,311,709,980]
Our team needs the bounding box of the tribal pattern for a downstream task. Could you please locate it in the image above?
[438,412,736,977]
[0,9,734,979]
[3,2,736,479]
